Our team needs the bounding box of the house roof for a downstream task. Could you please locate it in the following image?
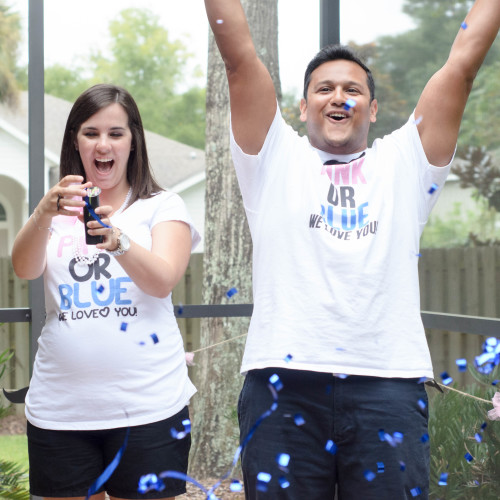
[0,91,205,189]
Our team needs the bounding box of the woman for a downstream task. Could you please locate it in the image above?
[12,84,200,500]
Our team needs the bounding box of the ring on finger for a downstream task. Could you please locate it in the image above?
[56,194,62,211]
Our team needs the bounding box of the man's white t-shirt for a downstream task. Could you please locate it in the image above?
[230,108,450,379]
[25,191,200,430]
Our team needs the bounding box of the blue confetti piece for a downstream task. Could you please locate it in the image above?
[269,373,283,392]
[456,358,467,372]
[464,452,474,463]
[335,373,349,379]
[438,472,448,486]
[277,453,290,468]
[410,487,422,497]
[440,371,453,386]
[120,322,128,332]
[420,433,430,443]
[284,354,293,363]
[294,414,305,426]
[492,380,499,386]
[226,287,238,299]
[364,470,376,482]
[393,432,404,445]
[417,377,427,384]
[378,429,386,442]
[230,480,242,492]
[138,473,165,494]
[177,303,184,315]
[86,427,130,499]
[97,284,105,293]
[461,21,468,29]
[151,333,159,344]
[377,462,385,473]
[170,418,192,440]
[416,253,422,258]
[417,399,427,410]
[279,477,290,489]
[399,461,406,472]
[344,98,357,110]
[474,433,482,443]
[481,422,488,431]
[325,440,337,455]
[256,472,272,492]
[428,183,439,194]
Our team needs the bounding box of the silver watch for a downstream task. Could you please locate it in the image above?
[108,230,131,256]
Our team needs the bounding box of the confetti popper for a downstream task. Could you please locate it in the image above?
[139,374,283,497]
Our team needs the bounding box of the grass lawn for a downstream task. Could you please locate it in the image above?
[0,435,29,471]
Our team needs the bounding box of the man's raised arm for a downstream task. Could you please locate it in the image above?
[205,0,277,154]
[415,0,500,167]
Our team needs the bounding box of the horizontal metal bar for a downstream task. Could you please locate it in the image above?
[174,304,254,318]
[0,308,31,323]
[1,307,498,338]
[421,311,499,337]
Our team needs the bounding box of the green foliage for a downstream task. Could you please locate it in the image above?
[280,91,307,137]
[428,365,500,499]
[0,1,22,106]
[44,64,90,103]
[421,201,500,248]
[460,62,500,151]
[44,7,206,149]
[0,460,29,500]
[0,349,29,500]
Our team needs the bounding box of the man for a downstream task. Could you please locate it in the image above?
[204,0,500,498]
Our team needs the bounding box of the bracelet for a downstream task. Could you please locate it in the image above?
[32,209,53,233]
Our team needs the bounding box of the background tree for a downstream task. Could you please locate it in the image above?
[0,1,21,107]
[44,8,206,148]
[189,0,281,480]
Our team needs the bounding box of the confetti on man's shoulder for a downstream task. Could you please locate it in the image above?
[428,183,439,194]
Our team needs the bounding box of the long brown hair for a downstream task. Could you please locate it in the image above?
[59,84,163,205]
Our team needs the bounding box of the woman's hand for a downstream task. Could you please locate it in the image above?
[83,204,121,252]
[36,175,91,219]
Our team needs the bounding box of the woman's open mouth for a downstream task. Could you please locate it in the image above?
[95,158,114,173]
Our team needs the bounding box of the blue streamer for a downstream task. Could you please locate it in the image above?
[85,427,130,499]
[139,375,282,499]
[84,196,111,228]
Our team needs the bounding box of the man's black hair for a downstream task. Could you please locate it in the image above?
[303,44,375,102]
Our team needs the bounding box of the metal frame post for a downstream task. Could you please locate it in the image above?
[28,0,45,378]
[320,0,340,47]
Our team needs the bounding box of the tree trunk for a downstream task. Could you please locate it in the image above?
[189,0,281,480]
